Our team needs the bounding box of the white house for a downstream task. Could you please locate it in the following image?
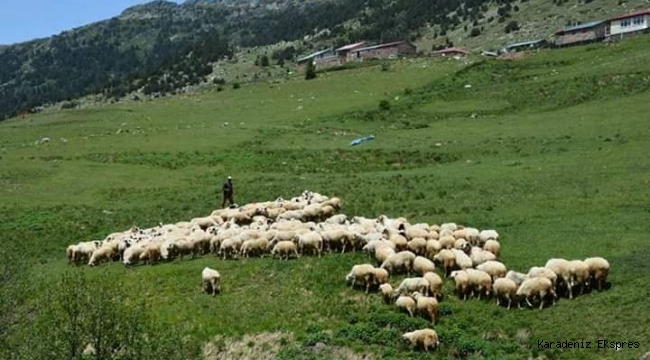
[608,9,650,37]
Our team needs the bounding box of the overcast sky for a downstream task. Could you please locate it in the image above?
[0,0,184,45]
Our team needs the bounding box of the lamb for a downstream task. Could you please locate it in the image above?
[476,261,507,281]
[413,256,436,276]
[483,239,501,257]
[139,243,161,265]
[545,258,573,299]
[296,231,323,257]
[584,257,610,291]
[407,237,427,256]
[568,260,590,296]
[202,267,221,296]
[450,270,470,300]
[493,278,517,309]
[345,264,376,294]
[433,249,456,277]
[395,295,417,317]
[412,292,439,323]
[380,251,416,275]
[394,277,430,297]
[451,249,473,270]
[516,277,557,309]
[466,269,492,299]
[470,246,497,266]
[271,241,299,260]
[379,283,393,304]
[88,246,116,266]
[506,270,529,286]
[423,272,443,299]
[402,329,439,352]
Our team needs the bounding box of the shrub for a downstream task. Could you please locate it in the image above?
[379,100,390,111]
[233,82,241,89]
[305,61,317,80]
[505,21,520,33]
[470,28,482,37]
[380,63,391,72]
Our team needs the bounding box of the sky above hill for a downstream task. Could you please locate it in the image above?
[0,0,184,45]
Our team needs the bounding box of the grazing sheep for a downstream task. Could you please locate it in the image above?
[454,238,470,252]
[373,267,390,286]
[464,227,480,244]
[466,269,493,299]
[139,243,161,266]
[479,229,499,243]
[394,277,430,297]
[517,277,556,310]
[395,295,417,317]
[321,229,352,253]
[404,227,429,240]
[438,235,455,250]
[545,258,573,299]
[568,260,590,296]
[380,251,416,275]
[324,214,347,225]
[346,264,376,294]
[527,267,557,287]
[402,329,439,352]
[451,249,473,270]
[379,283,394,304]
[483,239,501,257]
[423,272,443,299]
[476,261,507,281]
[363,239,395,256]
[433,249,456,277]
[123,244,146,267]
[202,267,221,296]
[389,234,408,252]
[493,278,517,309]
[412,292,439,323]
[219,237,242,260]
[450,270,470,300]
[506,270,529,286]
[413,256,436,276]
[407,237,427,256]
[470,246,496,266]
[375,247,396,266]
[584,257,610,291]
[88,246,116,267]
[296,231,323,257]
[425,239,442,258]
[271,241,299,260]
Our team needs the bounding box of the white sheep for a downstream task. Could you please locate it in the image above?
[413,256,436,276]
[407,237,427,255]
[506,270,529,286]
[379,283,393,304]
[380,251,416,275]
[202,267,221,296]
[493,278,517,309]
[425,239,442,258]
[479,229,499,243]
[483,239,501,257]
[345,264,376,293]
[296,231,323,257]
[545,258,573,299]
[412,292,439,323]
[450,270,470,300]
[139,243,161,265]
[516,277,556,309]
[568,259,590,296]
[476,261,507,281]
[438,235,455,250]
[466,268,492,299]
[451,249,472,270]
[423,271,443,299]
[402,329,439,352]
[469,246,497,266]
[88,246,116,267]
[584,257,610,291]
[395,295,417,317]
[527,267,557,287]
[271,240,299,260]
[433,249,456,277]
[394,277,430,297]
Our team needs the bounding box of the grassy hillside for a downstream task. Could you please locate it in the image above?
[2,36,650,359]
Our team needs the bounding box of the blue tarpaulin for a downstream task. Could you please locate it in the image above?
[350,135,375,146]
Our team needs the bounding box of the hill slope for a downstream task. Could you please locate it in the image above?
[3,0,648,121]
[1,36,650,359]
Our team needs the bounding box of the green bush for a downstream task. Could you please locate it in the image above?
[379,100,390,111]
[233,82,241,89]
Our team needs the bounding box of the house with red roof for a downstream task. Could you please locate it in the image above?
[607,9,650,38]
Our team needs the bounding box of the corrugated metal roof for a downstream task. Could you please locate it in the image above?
[609,9,650,21]
[296,48,333,63]
[505,39,545,49]
[556,20,605,35]
[336,41,366,52]
[350,41,413,53]
[432,47,470,55]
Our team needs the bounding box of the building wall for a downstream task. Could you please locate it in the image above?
[353,43,416,60]
[555,25,607,46]
[609,15,649,36]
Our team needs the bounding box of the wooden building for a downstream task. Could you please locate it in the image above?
[348,41,416,61]
[554,21,608,47]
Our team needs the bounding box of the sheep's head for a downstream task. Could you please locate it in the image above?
[345,272,354,284]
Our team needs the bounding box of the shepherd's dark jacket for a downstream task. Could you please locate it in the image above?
[223,181,233,194]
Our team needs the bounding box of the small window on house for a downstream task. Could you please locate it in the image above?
[621,19,632,27]
[633,16,644,25]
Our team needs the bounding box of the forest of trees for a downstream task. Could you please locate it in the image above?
[0,0,523,121]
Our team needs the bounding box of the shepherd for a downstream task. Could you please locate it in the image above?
[221,175,234,208]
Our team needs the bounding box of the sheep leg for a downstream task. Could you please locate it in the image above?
[507,298,511,310]
[408,309,414,317]
[526,297,534,308]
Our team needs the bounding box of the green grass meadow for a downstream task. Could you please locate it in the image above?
[2,37,650,359]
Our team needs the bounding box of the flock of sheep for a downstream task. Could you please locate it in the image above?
[64,190,611,353]
[345,221,611,352]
